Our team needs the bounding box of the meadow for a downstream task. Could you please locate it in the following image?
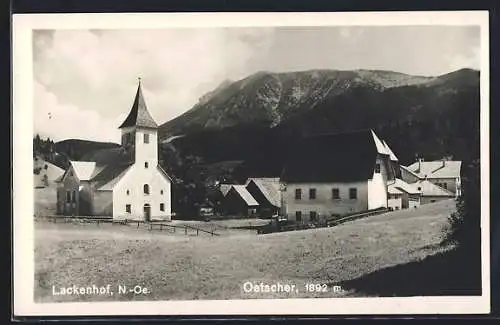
[34,195,456,302]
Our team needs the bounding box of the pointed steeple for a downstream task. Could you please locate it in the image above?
[118,78,158,129]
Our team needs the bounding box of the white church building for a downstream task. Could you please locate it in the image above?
[56,80,172,221]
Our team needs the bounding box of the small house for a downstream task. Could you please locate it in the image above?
[221,185,259,217]
[245,177,281,217]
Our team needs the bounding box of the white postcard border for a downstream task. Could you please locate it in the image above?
[13,11,491,316]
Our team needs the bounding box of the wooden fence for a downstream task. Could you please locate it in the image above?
[40,215,220,237]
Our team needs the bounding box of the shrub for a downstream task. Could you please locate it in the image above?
[445,159,481,255]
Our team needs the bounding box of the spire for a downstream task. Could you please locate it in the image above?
[118,78,159,129]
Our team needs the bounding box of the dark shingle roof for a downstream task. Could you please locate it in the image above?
[118,81,158,129]
[92,163,133,190]
[280,129,383,183]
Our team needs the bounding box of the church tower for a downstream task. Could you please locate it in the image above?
[118,79,159,168]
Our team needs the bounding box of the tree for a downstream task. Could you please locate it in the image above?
[446,159,481,256]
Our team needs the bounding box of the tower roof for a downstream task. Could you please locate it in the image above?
[118,79,159,129]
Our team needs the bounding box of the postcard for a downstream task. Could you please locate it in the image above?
[12,11,490,316]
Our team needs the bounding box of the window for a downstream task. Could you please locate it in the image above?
[309,188,316,200]
[295,211,302,222]
[349,188,357,199]
[160,190,164,195]
[126,190,130,195]
[310,211,318,222]
[144,133,149,144]
[126,204,131,213]
[417,187,422,191]
[72,191,76,203]
[442,183,448,189]
[143,184,150,195]
[160,203,165,212]
[375,163,381,174]
[295,188,302,200]
[66,191,71,203]
[145,162,149,168]
[332,188,340,199]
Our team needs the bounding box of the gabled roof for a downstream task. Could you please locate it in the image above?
[414,179,455,197]
[389,178,420,195]
[229,185,259,206]
[70,161,97,181]
[219,184,233,196]
[399,165,422,179]
[382,140,399,162]
[388,186,403,195]
[281,129,387,183]
[245,177,281,207]
[406,160,462,179]
[93,163,133,191]
[371,130,391,156]
[157,165,173,182]
[118,81,158,129]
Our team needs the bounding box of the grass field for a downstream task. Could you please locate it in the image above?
[35,200,454,302]
[34,187,58,217]
[34,199,458,302]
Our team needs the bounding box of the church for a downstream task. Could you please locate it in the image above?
[56,80,172,221]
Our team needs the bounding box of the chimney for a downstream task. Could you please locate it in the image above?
[417,158,423,173]
[442,159,446,168]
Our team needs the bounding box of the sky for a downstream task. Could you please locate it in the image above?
[33,26,480,143]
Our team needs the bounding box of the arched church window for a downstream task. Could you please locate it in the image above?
[143,184,150,195]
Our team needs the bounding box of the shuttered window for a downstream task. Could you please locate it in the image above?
[349,188,357,199]
[295,188,302,200]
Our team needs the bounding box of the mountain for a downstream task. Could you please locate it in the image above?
[159,69,475,138]
[157,68,479,179]
[36,68,479,184]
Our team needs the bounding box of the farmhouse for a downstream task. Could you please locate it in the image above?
[411,179,456,204]
[280,129,394,224]
[56,80,172,221]
[379,140,421,210]
[401,159,462,197]
[245,177,281,217]
[221,185,259,217]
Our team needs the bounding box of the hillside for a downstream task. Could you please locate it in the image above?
[156,68,479,183]
[33,68,480,200]
[33,156,65,188]
[55,139,120,162]
[159,68,477,138]
[35,200,458,301]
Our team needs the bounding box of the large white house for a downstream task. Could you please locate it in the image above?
[280,129,394,224]
[56,80,172,221]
